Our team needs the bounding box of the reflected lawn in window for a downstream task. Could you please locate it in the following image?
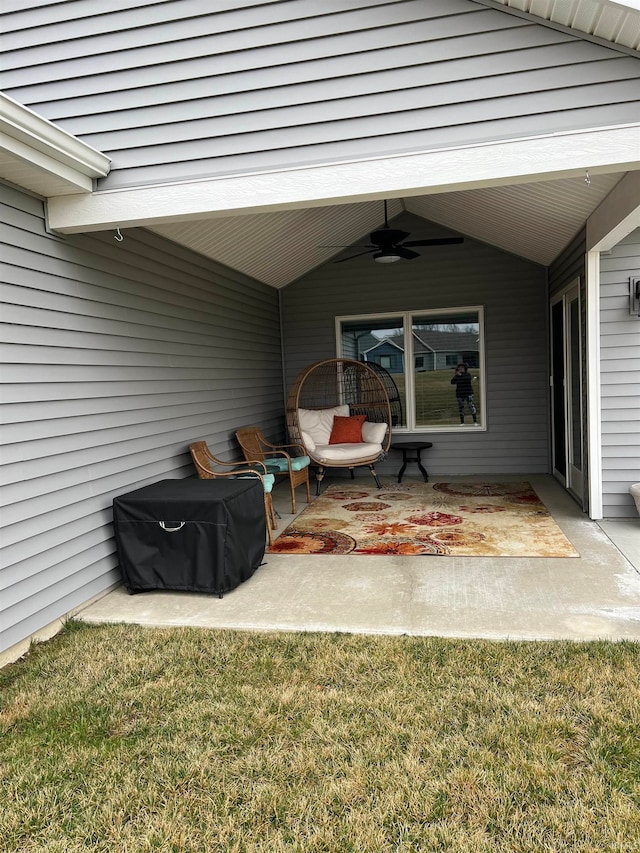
[395,370,483,427]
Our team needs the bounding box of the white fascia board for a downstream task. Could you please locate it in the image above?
[47,124,640,234]
[586,170,640,251]
[0,92,110,192]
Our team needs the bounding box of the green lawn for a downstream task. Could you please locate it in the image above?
[393,369,483,426]
[1,623,638,852]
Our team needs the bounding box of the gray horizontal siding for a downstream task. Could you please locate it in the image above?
[548,229,586,297]
[281,212,549,477]
[599,229,640,518]
[2,1,638,189]
[0,181,282,654]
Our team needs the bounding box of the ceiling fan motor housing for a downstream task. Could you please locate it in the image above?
[371,228,410,246]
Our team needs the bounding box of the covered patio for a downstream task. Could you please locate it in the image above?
[2,0,640,663]
[78,474,640,642]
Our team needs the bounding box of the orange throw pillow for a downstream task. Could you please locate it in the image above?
[329,415,366,444]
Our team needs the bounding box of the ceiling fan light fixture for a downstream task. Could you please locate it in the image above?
[373,250,401,264]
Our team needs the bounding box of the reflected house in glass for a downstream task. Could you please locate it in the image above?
[363,330,480,373]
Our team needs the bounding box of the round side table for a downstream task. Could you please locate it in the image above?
[391,441,433,483]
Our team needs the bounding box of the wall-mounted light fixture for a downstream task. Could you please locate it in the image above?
[630,277,640,317]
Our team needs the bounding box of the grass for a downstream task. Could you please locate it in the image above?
[1,622,639,852]
[392,369,483,426]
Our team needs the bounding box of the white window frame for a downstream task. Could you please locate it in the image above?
[336,306,486,432]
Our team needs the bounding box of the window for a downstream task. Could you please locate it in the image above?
[337,308,484,430]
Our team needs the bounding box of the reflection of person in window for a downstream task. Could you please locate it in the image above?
[451,362,478,425]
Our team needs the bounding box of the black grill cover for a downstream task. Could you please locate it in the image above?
[113,479,265,596]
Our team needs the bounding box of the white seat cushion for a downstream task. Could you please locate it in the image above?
[313,442,383,463]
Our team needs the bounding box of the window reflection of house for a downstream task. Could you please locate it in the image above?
[364,337,405,373]
[363,330,479,373]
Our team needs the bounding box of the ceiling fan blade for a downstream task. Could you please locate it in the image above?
[402,237,464,247]
[334,249,376,263]
[395,246,420,260]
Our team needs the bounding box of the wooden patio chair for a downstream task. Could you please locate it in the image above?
[235,426,311,514]
[189,441,277,545]
[285,358,392,493]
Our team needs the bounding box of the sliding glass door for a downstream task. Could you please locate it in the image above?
[550,282,584,501]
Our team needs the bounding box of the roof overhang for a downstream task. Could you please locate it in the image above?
[46,123,640,234]
[0,93,110,197]
[477,0,640,52]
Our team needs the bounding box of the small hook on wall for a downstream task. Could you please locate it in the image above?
[584,171,591,187]
[114,227,124,242]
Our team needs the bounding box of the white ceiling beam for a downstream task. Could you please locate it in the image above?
[47,124,640,234]
[586,170,640,250]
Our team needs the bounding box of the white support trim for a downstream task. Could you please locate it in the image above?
[47,123,640,233]
[586,250,603,520]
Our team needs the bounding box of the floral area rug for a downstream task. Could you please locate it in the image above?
[267,482,579,557]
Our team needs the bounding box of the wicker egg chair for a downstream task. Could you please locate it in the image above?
[366,361,404,428]
[286,358,392,493]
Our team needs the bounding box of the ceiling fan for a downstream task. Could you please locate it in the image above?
[322,200,464,264]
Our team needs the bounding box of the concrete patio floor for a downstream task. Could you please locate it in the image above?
[78,474,640,642]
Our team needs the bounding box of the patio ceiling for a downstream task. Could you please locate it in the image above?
[148,172,626,288]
